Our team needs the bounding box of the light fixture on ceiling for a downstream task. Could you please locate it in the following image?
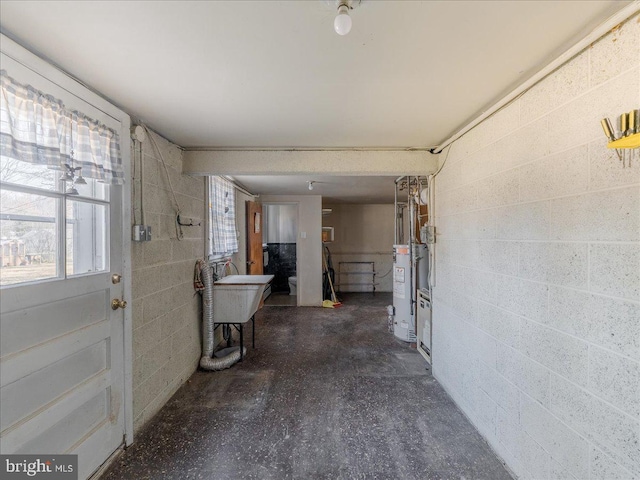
[308,181,315,191]
[334,2,352,36]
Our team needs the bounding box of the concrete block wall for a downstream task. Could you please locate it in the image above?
[322,204,395,292]
[432,15,640,479]
[131,131,205,432]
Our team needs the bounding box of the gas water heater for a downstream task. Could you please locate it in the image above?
[392,243,428,342]
[391,176,431,343]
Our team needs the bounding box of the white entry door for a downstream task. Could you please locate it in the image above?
[0,39,130,479]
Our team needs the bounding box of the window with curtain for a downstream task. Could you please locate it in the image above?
[0,71,124,184]
[0,70,122,286]
[208,176,238,257]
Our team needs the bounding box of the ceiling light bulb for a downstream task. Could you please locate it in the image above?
[334,4,352,36]
[308,181,314,191]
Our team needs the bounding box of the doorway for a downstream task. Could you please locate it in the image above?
[0,37,131,479]
[262,203,298,306]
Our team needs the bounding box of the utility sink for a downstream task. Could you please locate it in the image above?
[213,275,274,323]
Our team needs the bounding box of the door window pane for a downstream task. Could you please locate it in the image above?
[0,157,59,191]
[66,200,108,276]
[0,156,109,200]
[0,189,59,286]
[71,177,109,201]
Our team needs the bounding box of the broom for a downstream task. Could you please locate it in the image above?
[322,248,342,307]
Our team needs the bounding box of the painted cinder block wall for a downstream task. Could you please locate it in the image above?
[432,15,640,480]
[130,131,205,432]
[323,204,395,292]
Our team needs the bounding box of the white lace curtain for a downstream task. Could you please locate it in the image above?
[0,70,124,184]
[209,176,238,256]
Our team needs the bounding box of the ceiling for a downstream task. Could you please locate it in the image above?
[0,1,632,204]
[232,175,401,204]
[0,0,631,150]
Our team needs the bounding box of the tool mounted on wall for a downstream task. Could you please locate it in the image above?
[601,109,640,168]
[177,214,201,227]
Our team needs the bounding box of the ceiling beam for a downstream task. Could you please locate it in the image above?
[182,150,438,176]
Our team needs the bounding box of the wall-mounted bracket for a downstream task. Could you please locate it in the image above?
[177,214,201,227]
[607,133,639,168]
[601,111,639,168]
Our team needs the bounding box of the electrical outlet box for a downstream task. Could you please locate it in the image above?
[132,225,152,242]
[132,225,143,242]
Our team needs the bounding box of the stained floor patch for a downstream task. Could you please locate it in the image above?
[103,293,512,480]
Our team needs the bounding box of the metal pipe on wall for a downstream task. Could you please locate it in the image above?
[394,179,398,245]
[408,181,415,318]
[139,139,145,226]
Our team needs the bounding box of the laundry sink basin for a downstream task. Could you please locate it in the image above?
[213,275,274,323]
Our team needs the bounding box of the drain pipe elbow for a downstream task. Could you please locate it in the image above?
[200,346,247,371]
[200,262,245,371]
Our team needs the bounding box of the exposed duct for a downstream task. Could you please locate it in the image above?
[200,262,245,371]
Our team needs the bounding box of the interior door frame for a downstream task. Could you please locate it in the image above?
[245,200,263,275]
[262,202,299,306]
[0,34,134,445]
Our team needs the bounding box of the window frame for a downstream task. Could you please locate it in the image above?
[0,173,111,288]
[206,176,238,261]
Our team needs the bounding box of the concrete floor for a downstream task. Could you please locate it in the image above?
[103,293,512,480]
[264,292,297,306]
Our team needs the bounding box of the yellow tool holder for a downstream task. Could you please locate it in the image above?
[607,132,640,149]
[602,110,639,167]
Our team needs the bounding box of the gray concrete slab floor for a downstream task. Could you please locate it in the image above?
[102,293,513,480]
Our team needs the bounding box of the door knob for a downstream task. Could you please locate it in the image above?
[111,298,127,310]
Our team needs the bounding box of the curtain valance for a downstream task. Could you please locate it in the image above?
[0,70,124,185]
[209,176,238,256]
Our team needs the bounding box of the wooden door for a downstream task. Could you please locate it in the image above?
[246,201,263,275]
[0,42,127,479]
